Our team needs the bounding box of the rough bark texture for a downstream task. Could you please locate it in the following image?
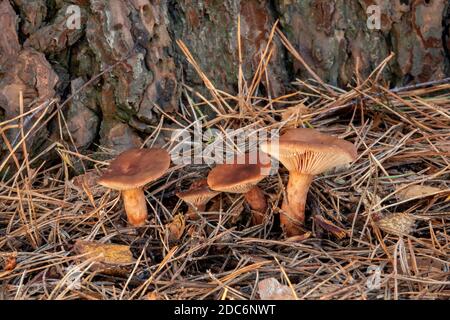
[275,0,449,86]
[0,0,449,161]
[169,0,290,96]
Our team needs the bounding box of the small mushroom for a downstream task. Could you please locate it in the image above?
[243,186,267,225]
[97,148,171,227]
[207,153,271,225]
[176,179,220,220]
[261,128,357,236]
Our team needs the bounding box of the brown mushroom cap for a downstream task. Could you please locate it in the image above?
[207,153,271,193]
[176,180,220,207]
[97,148,170,190]
[261,128,357,175]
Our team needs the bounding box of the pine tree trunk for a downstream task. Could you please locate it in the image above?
[0,0,449,164]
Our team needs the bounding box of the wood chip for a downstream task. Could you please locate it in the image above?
[73,240,134,269]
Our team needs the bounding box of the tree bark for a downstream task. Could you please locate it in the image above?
[0,0,449,165]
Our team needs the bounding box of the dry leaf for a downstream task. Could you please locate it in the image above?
[71,171,105,198]
[2,252,17,272]
[258,278,296,300]
[286,232,311,242]
[281,103,310,128]
[376,212,416,236]
[313,215,348,239]
[145,291,161,300]
[397,184,444,201]
[72,171,99,189]
[73,240,134,269]
[166,214,185,241]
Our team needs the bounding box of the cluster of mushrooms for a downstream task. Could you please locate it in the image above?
[97,128,357,237]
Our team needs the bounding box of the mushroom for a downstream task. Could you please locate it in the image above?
[261,128,357,236]
[97,148,171,227]
[207,153,271,225]
[243,186,267,225]
[176,179,220,220]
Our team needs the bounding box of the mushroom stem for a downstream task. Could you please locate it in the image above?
[281,172,313,236]
[244,186,267,225]
[122,188,148,226]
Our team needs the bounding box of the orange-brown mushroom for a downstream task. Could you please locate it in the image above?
[261,128,357,236]
[207,153,271,225]
[176,179,220,220]
[97,148,170,227]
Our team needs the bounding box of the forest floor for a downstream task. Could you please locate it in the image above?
[0,26,449,300]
